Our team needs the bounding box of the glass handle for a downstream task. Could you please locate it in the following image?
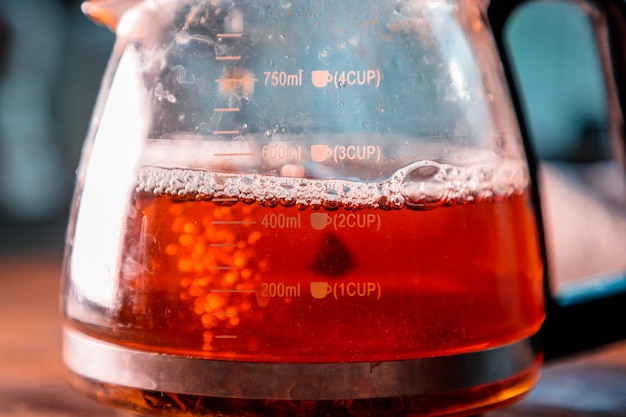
[81,0,145,31]
[488,0,626,359]
[602,0,626,169]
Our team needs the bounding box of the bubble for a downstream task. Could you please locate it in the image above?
[278,186,297,207]
[321,188,341,210]
[154,83,177,103]
[318,47,332,66]
[401,163,447,210]
[174,65,196,84]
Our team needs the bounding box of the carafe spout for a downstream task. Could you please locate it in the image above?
[81,0,144,31]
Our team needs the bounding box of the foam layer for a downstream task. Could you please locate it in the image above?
[136,158,529,210]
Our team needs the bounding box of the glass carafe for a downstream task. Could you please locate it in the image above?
[61,0,625,415]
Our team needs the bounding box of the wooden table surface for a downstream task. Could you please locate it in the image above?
[1,253,625,417]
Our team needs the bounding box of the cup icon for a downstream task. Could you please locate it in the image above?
[310,144,331,162]
[310,282,331,299]
[310,213,332,231]
[311,70,333,88]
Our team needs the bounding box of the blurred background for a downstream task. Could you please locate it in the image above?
[1,1,625,416]
[0,0,614,256]
[0,0,114,254]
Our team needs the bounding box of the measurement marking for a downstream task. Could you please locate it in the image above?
[217,33,242,38]
[214,335,238,339]
[213,152,257,157]
[215,77,258,83]
[212,130,240,135]
[212,220,257,225]
[211,289,256,293]
[213,108,240,112]
[216,56,241,61]
[211,243,238,247]
[211,266,238,271]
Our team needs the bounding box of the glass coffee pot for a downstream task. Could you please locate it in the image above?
[61,0,626,415]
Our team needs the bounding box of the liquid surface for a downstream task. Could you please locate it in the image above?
[67,158,544,362]
[136,157,530,210]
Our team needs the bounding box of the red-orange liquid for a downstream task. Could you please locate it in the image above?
[65,177,545,415]
[70,189,544,362]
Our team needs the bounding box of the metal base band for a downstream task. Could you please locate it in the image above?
[63,327,539,400]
